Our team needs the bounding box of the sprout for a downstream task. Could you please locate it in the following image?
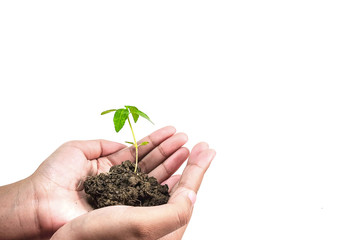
[101,105,153,173]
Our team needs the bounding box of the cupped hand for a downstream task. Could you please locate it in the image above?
[51,137,215,240]
[30,126,191,237]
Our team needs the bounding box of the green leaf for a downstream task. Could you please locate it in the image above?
[125,141,134,145]
[101,109,117,115]
[125,105,139,123]
[139,141,149,146]
[113,108,129,132]
[136,109,154,124]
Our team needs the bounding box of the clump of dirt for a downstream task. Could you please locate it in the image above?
[84,160,170,208]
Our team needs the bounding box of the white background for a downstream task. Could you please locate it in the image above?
[0,1,344,239]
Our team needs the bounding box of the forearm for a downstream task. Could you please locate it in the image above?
[0,178,41,240]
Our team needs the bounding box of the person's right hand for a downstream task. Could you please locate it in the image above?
[51,141,216,240]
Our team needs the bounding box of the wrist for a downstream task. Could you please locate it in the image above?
[0,177,44,239]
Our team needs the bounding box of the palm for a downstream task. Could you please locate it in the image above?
[33,144,102,231]
[31,126,189,236]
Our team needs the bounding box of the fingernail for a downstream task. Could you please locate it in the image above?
[188,191,197,206]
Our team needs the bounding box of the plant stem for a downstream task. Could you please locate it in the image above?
[127,117,139,173]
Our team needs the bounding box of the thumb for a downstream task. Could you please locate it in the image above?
[51,189,196,240]
[163,187,197,227]
[123,188,197,239]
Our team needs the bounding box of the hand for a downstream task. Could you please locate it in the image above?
[32,126,192,238]
[51,137,215,240]
[0,126,215,239]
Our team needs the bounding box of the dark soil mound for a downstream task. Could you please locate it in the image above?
[84,160,170,208]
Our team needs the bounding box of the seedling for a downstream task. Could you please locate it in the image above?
[101,105,153,173]
[84,106,168,208]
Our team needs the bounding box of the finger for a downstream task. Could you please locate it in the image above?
[148,147,189,183]
[139,133,188,173]
[155,144,215,239]
[162,174,181,192]
[121,187,196,240]
[129,187,196,239]
[106,126,176,165]
[188,141,209,159]
[62,139,127,160]
[175,142,216,194]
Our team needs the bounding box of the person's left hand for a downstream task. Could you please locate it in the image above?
[31,126,189,237]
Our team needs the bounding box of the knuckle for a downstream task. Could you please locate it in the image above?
[161,162,172,177]
[129,146,137,160]
[138,160,147,173]
[61,140,78,148]
[175,207,190,227]
[130,221,152,240]
[158,144,168,158]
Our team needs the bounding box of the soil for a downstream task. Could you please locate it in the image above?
[84,160,170,208]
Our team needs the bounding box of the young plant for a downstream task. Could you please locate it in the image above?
[101,105,153,173]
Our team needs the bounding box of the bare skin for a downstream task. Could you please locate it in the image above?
[0,126,215,239]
